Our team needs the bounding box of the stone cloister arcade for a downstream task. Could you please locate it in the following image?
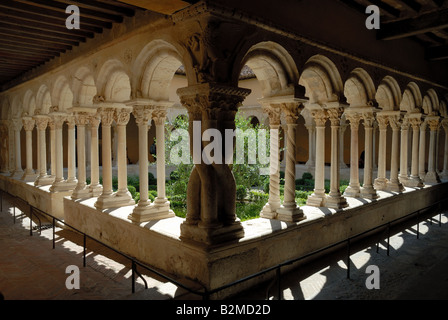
[1,1,448,297]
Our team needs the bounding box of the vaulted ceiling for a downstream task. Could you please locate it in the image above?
[339,0,448,60]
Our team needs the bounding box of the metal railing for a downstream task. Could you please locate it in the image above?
[0,188,446,300]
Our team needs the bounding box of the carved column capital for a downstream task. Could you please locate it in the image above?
[132,105,153,126]
[74,112,91,126]
[426,117,440,131]
[409,117,422,130]
[326,107,344,126]
[152,108,168,126]
[388,115,402,131]
[22,117,35,132]
[376,113,389,130]
[66,115,76,129]
[310,109,328,127]
[50,113,67,129]
[114,107,132,126]
[262,105,282,126]
[345,112,362,128]
[362,111,375,128]
[11,118,23,131]
[401,116,410,130]
[88,114,101,128]
[33,116,49,131]
[99,108,115,127]
[281,102,302,125]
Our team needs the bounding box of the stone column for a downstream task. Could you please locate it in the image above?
[307,109,327,207]
[339,123,349,169]
[372,122,378,170]
[305,123,316,168]
[374,113,389,190]
[113,106,135,204]
[65,116,78,190]
[48,119,56,179]
[360,111,378,199]
[418,120,427,179]
[408,116,424,187]
[276,102,305,221]
[7,123,15,174]
[72,112,91,199]
[441,120,448,181]
[49,113,68,192]
[399,115,410,186]
[94,107,115,209]
[89,114,102,196]
[344,111,362,197]
[387,114,404,192]
[324,107,348,209]
[260,105,282,219]
[21,117,36,182]
[177,83,251,245]
[10,119,23,178]
[424,117,441,185]
[34,116,53,186]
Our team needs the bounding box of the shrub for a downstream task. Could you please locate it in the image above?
[236,185,247,201]
[148,191,155,202]
[302,172,313,180]
[263,180,270,194]
[148,185,157,191]
[249,190,268,202]
[127,185,137,198]
[148,172,157,185]
[170,170,180,181]
[127,175,140,192]
[149,190,158,199]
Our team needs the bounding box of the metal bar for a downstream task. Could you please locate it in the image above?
[347,238,351,279]
[277,267,282,300]
[387,222,390,256]
[52,217,55,249]
[13,206,15,224]
[131,261,135,294]
[29,207,32,236]
[83,234,86,268]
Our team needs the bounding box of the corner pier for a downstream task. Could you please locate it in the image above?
[1,173,447,299]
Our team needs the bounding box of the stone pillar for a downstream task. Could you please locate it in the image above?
[94,107,115,209]
[339,123,348,169]
[344,111,362,198]
[305,123,316,168]
[360,111,378,199]
[113,106,134,204]
[34,116,53,186]
[177,83,251,245]
[10,118,23,178]
[65,116,78,190]
[48,119,56,179]
[72,113,91,199]
[49,113,68,192]
[418,120,427,179]
[424,117,441,185]
[399,115,410,186]
[374,113,389,190]
[111,123,118,167]
[408,116,423,187]
[89,114,102,196]
[307,109,327,207]
[260,105,281,219]
[21,117,36,182]
[324,107,347,209]
[276,102,305,221]
[7,123,15,174]
[441,120,448,181]
[387,114,404,193]
[372,122,378,170]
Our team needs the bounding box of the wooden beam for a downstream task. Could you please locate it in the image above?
[378,8,448,40]
[0,43,61,56]
[0,34,72,51]
[0,22,87,43]
[55,0,136,17]
[0,28,80,47]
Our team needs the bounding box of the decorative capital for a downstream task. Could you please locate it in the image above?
[74,112,91,126]
[262,105,282,126]
[388,115,401,131]
[345,112,362,128]
[310,109,327,127]
[152,108,167,126]
[99,108,115,127]
[34,116,49,131]
[409,117,422,130]
[401,116,410,130]
[426,118,440,131]
[66,115,76,129]
[376,114,389,130]
[361,111,375,128]
[114,107,132,126]
[281,102,301,124]
[132,105,153,126]
[89,114,101,128]
[326,107,344,126]
[50,113,67,129]
[22,117,35,132]
[11,118,23,131]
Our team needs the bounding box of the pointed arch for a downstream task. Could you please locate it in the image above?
[401,82,422,113]
[72,66,97,107]
[344,68,376,107]
[375,76,401,111]
[96,59,131,102]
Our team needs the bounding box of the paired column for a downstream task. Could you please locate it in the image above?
[408,115,424,187]
[276,101,305,221]
[34,115,53,186]
[360,111,378,199]
[88,113,102,196]
[344,111,362,198]
[260,105,281,219]
[72,112,91,199]
[387,114,404,193]
[424,117,441,185]
[21,117,36,182]
[49,112,71,192]
[441,120,448,181]
[305,123,316,168]
[306,108,327,207]
[65,116,78,190]
[339,123,348,169]
[418,120,427,179]
[399,116,410,186]
[324,107,347,209]
[10,119,23,178]
[374,113,389,190]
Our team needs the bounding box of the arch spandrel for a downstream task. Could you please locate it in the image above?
[375,76,402,111]
[344,68,376,108]
[72,66,97,107]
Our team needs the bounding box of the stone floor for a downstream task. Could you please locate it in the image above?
[0,193,447,301]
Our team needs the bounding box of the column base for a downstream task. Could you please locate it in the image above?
[21,172,37,183]
[360,186,379,199]
[72,185,92,200]
[424,171,441,185]
[34,175,55,187]
[324,194,348,210]
[306,192,326,207]
[128,201,175,224]
[94,192,135,210]
[440,171,448,182]
[89,184,103,197]
[50,180,77,193]
[387,180,405,193]
[398,175,409,186]
[343,185,361,198]
[180,220,244,246]
[276,205,306,223]
[260,201,280,219]
[10,170,24,179]
[374,178,389,191]
[405,175,424,188]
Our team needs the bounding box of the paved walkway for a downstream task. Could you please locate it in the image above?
[1,193,447,300]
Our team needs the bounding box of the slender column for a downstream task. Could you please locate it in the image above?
[339,124,348,169]
[72,113,90,199]
[307,109,327,207]
[387,114,404,192]
[374,113,389,190]
[360,111,378,199]
[8,123,15,173]
[65,116,77,189]
[21,117,36,181]
[260,105,281,219]
[49,113,68,192]
[344,112,362,197]
[408,116,423,187]
[48,119,56,179]
[89,114,102,196]
[399,116,410,186]
[372,122,378,170]
[86,125,91,169]
[34,116,53,186]
[10,119,23,178]
[94,107,115,209]
[305,123,316,168]
[276,102,305,221]
[419,120,427,179]
[441,120,448,181]
[324,107,347,209]
[152,109,170,206]
[113,107,134,206]
[424,117,441,185]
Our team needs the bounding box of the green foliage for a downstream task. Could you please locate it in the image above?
[236,185,247,201]
[302,172,313,180]
[127,185,137,198]
[127,175,140,192]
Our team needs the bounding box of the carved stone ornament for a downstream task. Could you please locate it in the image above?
[311,109,327,127]
[99,108,115,127]
[114,107,132,126]
[22,118,35,132]
[132,105,153,126]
